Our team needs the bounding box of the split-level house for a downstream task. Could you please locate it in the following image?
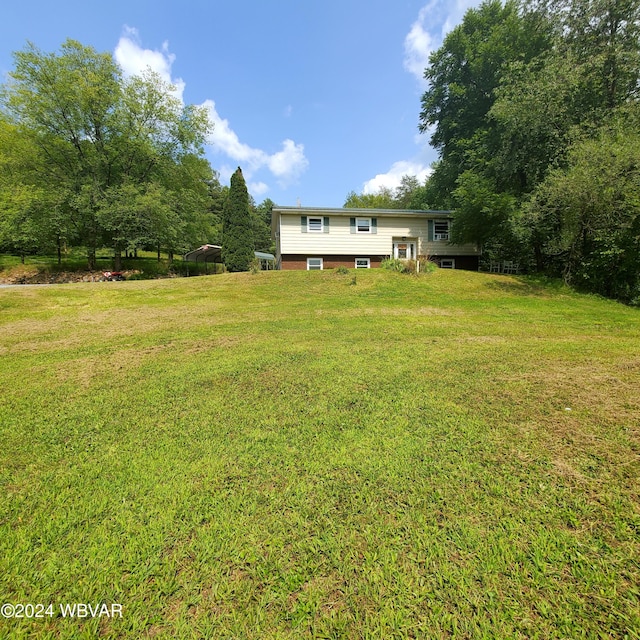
[271,206,480,270]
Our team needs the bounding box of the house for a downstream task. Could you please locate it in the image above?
[271,206,480,270]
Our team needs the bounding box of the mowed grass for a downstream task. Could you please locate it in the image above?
[0,269,639,639]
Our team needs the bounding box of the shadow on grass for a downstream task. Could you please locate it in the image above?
[482,274,570,297]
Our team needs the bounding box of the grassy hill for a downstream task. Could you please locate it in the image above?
[1,269,638,638]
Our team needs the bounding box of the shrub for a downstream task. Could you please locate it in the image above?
[336,265,349,275]
[126,272,147,281]
[249,257,262,274]
[169,261,212,277]
[381,258,417,274]
[420,259,438,274]
[381,258,408,273]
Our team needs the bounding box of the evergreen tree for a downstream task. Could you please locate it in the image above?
[222,167,254,272]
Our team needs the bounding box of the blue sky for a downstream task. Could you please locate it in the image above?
[1,0,482,207]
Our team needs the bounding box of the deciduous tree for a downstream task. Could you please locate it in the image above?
[0,39,213,268]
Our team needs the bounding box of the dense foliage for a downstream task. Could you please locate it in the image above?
[0,40,270,272]
[344,175,430,211]
[348,0,640,302]
[0,40,220,269]
[222,167,254,272]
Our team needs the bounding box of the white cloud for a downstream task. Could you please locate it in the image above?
[113,27,308,190]
[201,100,265,168]
[363,161,433,195]
[114,26,185,101]
[202,100,308,187]
[403,0,483,85]
[403,1,439,85]
[268,139,309,183]
[378,0,480,200]
[249,182,269,197]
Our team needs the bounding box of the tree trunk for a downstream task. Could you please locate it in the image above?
[534,243,544,272]
[87,249,96,271]
[57,237,62,265]
[114,247,122,271]
[168,251,174,265]
[157,243,161,262]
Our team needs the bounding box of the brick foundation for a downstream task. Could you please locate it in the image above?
[280,254,479,271]
[280,255,386,270]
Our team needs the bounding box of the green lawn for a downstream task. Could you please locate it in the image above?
[1,269,638,639]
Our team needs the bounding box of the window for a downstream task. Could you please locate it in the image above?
[350,217,377,234]
[355,258,370,269]
[356,218,371,233]
[440,259,455,269]
[308,217,323,232]
[434,220,450,241]
[307,258,323,270]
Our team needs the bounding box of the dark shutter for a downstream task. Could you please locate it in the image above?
[350,217,356,234]
[323,217,330,233]
[428,220,434,242]
[301,216,307,233]
[371,218,377,234]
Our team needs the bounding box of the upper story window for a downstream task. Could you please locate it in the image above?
[434,220,450,241]
[350,217,377,234]
[301,216,329,233]
[356,218,371,233]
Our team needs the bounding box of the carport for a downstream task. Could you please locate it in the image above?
[254,251,276,270]
[183,244,222,274]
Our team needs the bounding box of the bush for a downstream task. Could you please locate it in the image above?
[381,258,407,273]
[336,265,349,275]
[169,261,213,277]
[420,259,438,274]
[381,258,417,274]
[249,258,262,274]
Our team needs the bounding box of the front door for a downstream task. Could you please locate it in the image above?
[393,241,416,260]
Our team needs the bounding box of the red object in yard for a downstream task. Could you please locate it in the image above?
[102,271,125,281]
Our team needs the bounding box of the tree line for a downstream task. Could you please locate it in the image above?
[0,40,272,272]
[347,0,640,303]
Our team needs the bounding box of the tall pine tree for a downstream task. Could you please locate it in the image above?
[222,167,254,272]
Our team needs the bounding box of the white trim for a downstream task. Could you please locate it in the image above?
[440,258,455,269]
[307,216,324,233]
[393,240,416,260]
[307,257,323,270]
[355,217,372,233]
[355,258,370,269]
[434,220,450,241]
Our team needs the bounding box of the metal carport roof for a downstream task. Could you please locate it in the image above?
[184,245,222,263]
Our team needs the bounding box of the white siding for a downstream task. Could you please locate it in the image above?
[279,213,478,256]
